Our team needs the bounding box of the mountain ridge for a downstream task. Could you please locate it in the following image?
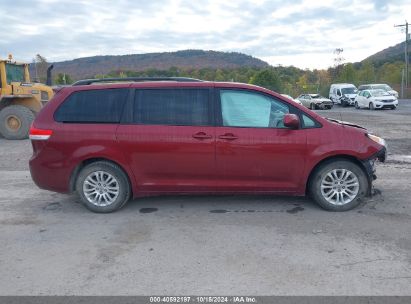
[37,50,270,80]
[361,41,406,66]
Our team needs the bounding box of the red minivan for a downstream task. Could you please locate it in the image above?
[29,78,386,213]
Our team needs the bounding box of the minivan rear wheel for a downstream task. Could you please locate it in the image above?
[309,160,368,211]
[76,161,131,213]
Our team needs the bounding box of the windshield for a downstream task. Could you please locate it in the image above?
[341,87,357,95]
[371,89,390,97]
[374,84,391,91]
[5,63,25,84]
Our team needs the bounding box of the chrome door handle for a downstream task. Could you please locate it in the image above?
[218,133,238,140]
[192,132,212,140]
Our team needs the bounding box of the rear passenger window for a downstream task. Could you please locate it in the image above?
[133,89,210,126]
[55,89,128,123]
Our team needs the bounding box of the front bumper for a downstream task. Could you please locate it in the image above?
[374,100,398,109]
[316,102,333,109]
[361,146,386,195]
[375,146,387,162]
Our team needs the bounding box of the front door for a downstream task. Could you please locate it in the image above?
[215,89,307,193]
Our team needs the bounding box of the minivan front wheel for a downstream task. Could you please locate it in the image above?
[76,161,131,213]
[309,160,368,211]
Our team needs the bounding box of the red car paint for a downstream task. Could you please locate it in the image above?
[29,81,384,198]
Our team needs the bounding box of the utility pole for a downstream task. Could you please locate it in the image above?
[395,21,409,98]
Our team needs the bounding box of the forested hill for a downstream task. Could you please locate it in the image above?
[362,41,407,67]
[44,50,270,80]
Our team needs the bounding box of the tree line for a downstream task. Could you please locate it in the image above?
[49,58,406,98]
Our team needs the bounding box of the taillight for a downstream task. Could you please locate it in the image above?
[29,127,53,140]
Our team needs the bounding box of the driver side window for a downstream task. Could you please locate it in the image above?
[220,90,290,128]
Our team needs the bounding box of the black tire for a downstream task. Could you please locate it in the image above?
[0,105,35,139]
[75,161,131,213]
[309,160,368,212]
[369,102,375,110]
[310,103,316,110]
[355,101,359,109]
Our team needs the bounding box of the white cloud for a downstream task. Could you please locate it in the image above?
[0,0,409,69]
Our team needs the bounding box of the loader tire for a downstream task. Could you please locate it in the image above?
[0,105,35,140]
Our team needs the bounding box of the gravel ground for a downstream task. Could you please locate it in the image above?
[0,101,410,295]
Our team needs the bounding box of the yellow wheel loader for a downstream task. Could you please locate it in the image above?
[0,55,54,139]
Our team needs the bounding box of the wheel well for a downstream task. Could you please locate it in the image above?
[69,158,133,195]
[0,98,11,111]
[305,155,370,195]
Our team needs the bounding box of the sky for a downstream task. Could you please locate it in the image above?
[0,0,410,70]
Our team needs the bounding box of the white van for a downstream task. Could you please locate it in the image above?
[329,83,358,106]
[358,84,399,98]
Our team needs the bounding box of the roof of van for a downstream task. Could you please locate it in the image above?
[330,83,356,87]
[360,84,388,86]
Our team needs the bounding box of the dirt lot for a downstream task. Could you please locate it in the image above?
[0,101,410,295]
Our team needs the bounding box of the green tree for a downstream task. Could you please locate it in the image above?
[338,63,356,83]
[358,60,376,84]
[378,62,402,85]
[249,68,282,92]
[296,74,309,92]
[215,69,225,81]
[316,69,332,97]
[55,73,73,85]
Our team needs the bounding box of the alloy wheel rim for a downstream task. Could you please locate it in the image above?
[83,171,120,207]
[320,169,359,206]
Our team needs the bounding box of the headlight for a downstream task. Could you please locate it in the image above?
[367,134,386,147]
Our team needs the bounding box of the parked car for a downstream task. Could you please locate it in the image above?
[358,84,399,98]
[29,77,386,213]
[280,94,302,105]
[354,89,398,110]
[297,94,333,110]
[329,83,358,106]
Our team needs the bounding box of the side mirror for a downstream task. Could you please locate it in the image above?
[283,114,300,129]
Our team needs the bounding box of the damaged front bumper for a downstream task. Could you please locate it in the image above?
[317,102,333,109]
[361,146,387,195]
